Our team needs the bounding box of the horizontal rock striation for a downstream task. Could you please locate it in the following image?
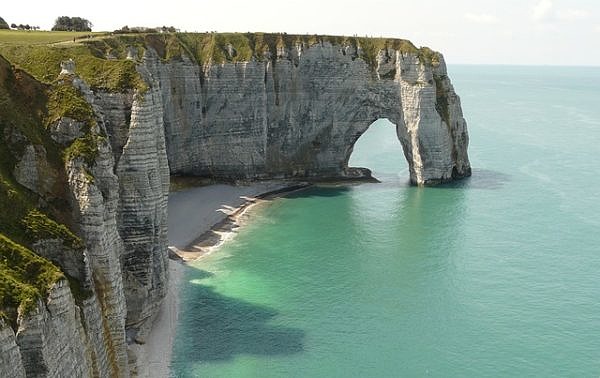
[100,79,170,340]
[15,280,91,378]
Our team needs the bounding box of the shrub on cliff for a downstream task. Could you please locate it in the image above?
[0,17,9,29]
[52,16,92,32]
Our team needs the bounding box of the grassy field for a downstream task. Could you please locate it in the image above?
[0,30,108,45]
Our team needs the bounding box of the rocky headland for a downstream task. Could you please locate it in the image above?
[0,32,470,377]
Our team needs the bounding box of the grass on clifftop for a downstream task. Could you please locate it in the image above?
[1,31,441,83]
[171,32,440,69]
[0,30,107,45]
[66,31,439,71]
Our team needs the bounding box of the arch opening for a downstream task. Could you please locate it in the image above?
[346,119,408,182]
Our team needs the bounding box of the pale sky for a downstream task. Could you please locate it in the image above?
[2,0,600,66]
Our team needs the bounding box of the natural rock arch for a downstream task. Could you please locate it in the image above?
[343,118,404,179]
[146,42,471,185]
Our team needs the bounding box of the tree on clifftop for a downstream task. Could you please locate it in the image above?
[0,17,9,29]
[52,16,92,32]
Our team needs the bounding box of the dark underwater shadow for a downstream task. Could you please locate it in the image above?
[289,168,510,192]
[171,267,305,367]
[433,168,511,190]
[280,169,509,196]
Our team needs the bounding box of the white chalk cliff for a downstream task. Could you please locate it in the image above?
[0,33,470,377]
[152,40,470,184]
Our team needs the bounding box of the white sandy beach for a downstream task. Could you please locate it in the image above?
[138,182,293,377]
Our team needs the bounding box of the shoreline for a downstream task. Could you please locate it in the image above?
[139,181,311,377]
[173,182,311,261]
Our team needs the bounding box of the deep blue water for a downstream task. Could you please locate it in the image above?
[171,65,600,377]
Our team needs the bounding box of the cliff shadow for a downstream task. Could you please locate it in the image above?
[171,267,305,366]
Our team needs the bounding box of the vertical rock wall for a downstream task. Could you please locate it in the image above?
[149,42,470,184]
[108,75,170,339]
[15,281,91,378]
[0,320,25,378]
[66,140,130,375]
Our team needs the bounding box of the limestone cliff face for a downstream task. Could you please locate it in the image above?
[0,34,470,377]
[151,41,470,184]
[14,281,91,377]
[0,319,25,377]
[95,78,170,341]
[1,66,167,376]
[65,76,170,373]
[66,146,130,376]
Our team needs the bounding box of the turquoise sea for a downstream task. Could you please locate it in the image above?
[171,65,600,377]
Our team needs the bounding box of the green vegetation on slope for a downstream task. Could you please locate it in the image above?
[45,80,104,165]
[63,132,104,166]
[0,174,34,243]
[0,55,85,325]
[0,153,85,323]
[22,210,84,250]
[46,81,94,124]
[0,234,64,323]
[0,43,146,91]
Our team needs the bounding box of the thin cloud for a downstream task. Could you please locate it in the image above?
[464,12,498,24]
[532,0,554,22]
[556,9,590,21]
[532,0,590,23]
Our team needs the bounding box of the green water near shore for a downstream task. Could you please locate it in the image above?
[171,65,600,377]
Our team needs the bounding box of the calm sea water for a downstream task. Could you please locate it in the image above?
[171,65,600,377]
